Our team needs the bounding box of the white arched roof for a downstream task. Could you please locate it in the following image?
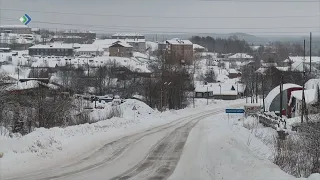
[265,83,302,111]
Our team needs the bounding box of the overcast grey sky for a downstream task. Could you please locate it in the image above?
[1,0,320,36]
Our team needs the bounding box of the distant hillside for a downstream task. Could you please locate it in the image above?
[143,33,268,45]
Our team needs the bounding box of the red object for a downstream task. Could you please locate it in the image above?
[282,109,286,116]
[286,87,303,118]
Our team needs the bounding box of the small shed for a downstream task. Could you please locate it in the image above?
[289,88,319,118]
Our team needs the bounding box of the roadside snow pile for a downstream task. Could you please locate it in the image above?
[120,99,157,118]
[0,99,157,157]
[242,116,278,159]
[307,174,320,180]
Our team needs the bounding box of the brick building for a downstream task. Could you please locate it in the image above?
[158,38,193,65]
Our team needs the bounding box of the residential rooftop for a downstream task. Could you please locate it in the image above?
[166,38,193,45]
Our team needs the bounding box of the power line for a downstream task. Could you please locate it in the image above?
[1,17,319,31]
[201,0,319,2]
[4,0,320,2]
[1,8,319,19]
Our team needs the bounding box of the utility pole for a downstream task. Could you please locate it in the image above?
[301,39,306,123]
[310,32,312,73]
[207,86,209,105]
[279,73,283,117]
[160,86,163,112]
[262,75,265,112]
[255,74,258,104]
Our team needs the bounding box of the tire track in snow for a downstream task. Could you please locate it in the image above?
[110,112,217,180]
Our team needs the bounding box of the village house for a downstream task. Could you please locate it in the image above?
[158,38,194,65]
[195,82,246,100]
[228,69,241,79]
[109,41,133,57]
[224,53,253,63]
[111,33,146,52]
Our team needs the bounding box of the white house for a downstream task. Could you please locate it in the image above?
[226,53,253,63]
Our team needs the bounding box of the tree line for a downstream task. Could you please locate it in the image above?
[190,35,252,53]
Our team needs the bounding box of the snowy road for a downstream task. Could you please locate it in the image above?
[2,103,295,180]
[4,106,233,180]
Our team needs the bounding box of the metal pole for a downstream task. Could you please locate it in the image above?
[207,86,209,105]
[255,74,258,103]
[310,32,312,73]
[301,39,306,123]
[160,87,163,112]
[279,73,283,117]
[262,75,265,112]
[301,71,305,123]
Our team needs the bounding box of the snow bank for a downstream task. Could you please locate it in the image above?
[307,173,320,180]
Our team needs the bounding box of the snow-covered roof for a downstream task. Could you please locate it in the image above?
[290,89,317,104]
[250,46,260,51]
[305,79,320,90]
[74,46,104,52]
[289,56,320,63]
[276,67,289,71]
[63,30,95,34]
[193,44,205,49]
[146,41,158,51]
[255,67,268,74]
[265,83,302,111]
[0,25,29,28]
[240,61,254,66]
[261,62,277,67]
[29,44,75,49]
[216,74,229,83]
[6,80,60,91]
[112,33,144,37]
[283,59,290,63]
[110,41,133,48]
[195,82,245,95]
[124,39,146,43]
[0,65,30,80]
[290,61,318,72]
[166,38,193,45]
[93,39,117,47]
[53,35,83,39]
[0,33,35,45]
[31,28,40,31]
[228,53,253,59]
[228,69,239,74]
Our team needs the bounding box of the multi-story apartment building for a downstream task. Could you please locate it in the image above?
[158,38,193,65]
[28,44,75,56]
